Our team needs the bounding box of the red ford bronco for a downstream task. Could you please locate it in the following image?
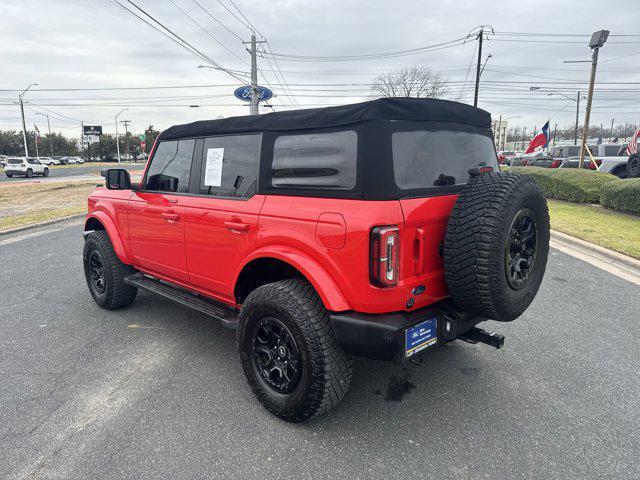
[83,98,549,422]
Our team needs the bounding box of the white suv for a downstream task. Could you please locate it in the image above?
[39,157,60,166]
[4,157,49,178]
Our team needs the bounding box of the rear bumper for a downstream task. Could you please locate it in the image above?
[330,301,484,363]
[5,169,26,175]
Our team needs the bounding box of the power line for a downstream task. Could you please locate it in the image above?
[168,0,247,65]
[112,0,246,82]
[191,0,244,42]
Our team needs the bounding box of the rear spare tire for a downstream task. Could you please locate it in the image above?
[443,172,549,322]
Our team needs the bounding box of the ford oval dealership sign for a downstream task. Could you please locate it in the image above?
[234,85,273,102]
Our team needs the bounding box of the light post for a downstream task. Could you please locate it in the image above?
[18,83,38,157]
[35,112,53,156]
[115,108,128,163]
[530,87,586,145]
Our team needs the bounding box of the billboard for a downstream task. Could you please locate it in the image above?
[83,125,102,146]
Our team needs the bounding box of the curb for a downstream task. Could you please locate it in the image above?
[550,229,640,273]
[0,213,86,236]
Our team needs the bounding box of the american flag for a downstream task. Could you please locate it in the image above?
[627,127,640,155]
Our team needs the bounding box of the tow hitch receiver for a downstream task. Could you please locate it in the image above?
[459,327,505,349]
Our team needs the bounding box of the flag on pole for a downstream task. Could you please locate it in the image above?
[34,124,40,144]
[626,127,639,155]
[525,121,550,154]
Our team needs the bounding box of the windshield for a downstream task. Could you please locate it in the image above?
[392,130,498,189]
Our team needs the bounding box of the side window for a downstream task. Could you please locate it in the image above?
[199,134,261,197]
[145,139,195,193]
[272,130,357,190]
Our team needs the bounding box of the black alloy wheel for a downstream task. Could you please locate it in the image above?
[88,250,107,295]
[251,316,301,394]
[505,209,538,290]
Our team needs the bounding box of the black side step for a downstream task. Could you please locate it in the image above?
[124,273,239,329]
[459,327,505,349]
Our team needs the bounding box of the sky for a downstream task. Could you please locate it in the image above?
[1,0,639,138]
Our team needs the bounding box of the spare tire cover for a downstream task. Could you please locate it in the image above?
[443,172,550,322]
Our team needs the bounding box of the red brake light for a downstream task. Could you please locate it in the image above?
[370,226,400,288]
[551,160,561,168]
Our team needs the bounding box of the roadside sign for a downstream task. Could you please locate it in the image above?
[234,85,273,102]
[83,125,102,146]
[138,134,146,141]
[83,125,102,136]
[140,141,146,151]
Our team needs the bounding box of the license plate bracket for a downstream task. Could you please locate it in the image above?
[405,317,437,358]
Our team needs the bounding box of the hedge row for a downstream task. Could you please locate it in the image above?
[509,167,640,215]
[599,178,640,215]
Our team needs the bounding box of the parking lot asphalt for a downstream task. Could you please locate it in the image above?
[0,163,142,183]
[1,220,638,479]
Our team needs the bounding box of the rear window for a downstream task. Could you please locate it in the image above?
[603,145,621,156]
[8,159,23,164]
[392,130,498,189]
[272,130,357,190]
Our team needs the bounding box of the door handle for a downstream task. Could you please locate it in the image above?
[224,221,250,232]
[161,212,180,223]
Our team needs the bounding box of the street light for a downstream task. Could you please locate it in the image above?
[18,83,38,157]
[115,108,128,163]
[35,112,53,156]
[530,87,586,145]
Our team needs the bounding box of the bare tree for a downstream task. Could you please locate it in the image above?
[371,66,448,99]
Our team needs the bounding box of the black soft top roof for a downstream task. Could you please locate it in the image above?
[159,97,491,140]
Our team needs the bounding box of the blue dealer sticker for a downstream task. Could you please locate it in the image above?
[405,317,437,357]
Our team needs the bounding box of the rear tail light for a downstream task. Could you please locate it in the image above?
[370,226,400,288]
[551,160,562,168]
[588,159,602,170]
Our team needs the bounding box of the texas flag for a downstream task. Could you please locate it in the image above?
[525,121,550,154]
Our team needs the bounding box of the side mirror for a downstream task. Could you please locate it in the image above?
[146,173,179,192]
[101,168,131,190]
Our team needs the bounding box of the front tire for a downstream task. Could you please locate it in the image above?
[238,279,352,422]
[26,169,33,178]
[83,231,137,309]
[6,173,13,178]
[628,154,640,178]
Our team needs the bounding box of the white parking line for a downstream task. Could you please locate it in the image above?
[0,220,83,245]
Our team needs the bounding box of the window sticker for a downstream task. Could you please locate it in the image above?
[204,148,224,187]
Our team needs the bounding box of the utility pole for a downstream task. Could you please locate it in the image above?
[121,120,131,160]
[610,118,614,141]
[553,123,557,147]
[243,33,266,115]
[474,28,484,107]
[37,112,53,155]
[115,108,127,164]
[18,83,38,157]
[579,30,609,168]
[574,91,581,145]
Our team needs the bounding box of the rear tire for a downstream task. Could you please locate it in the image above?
[444,172,550,322]
[43,168,49,177]
[628,154,640,178]
[238,279,352,422]
[83,231,137,309]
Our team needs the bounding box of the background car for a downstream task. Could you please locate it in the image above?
[38,157,59,166]
[4,157,49,177]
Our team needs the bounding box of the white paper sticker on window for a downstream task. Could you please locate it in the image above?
[204,148,224,186]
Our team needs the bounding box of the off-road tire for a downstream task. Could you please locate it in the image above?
[43,168,49,177]
[238,279,353,422]
[628,154,640,178]
[83,231,137,309]
[444,172,550,322]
